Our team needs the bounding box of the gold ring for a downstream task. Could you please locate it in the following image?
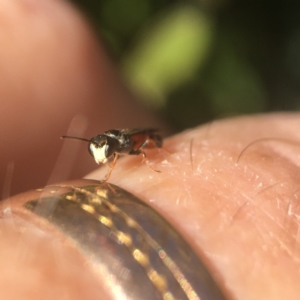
[1,179,227,300]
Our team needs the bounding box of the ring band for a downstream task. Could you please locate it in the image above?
[1,179,227,300]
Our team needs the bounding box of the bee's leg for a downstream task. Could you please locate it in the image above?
[140,150,161,173]
[154,134,163,148]
[101,154,119,182]
[129,143,161,173]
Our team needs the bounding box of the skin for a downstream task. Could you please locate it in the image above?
[0,0,300,299]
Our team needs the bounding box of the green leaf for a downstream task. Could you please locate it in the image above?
[123,5,214,108]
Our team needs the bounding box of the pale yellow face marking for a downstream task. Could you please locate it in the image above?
[89,143,108,164]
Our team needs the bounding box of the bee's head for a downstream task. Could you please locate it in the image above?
[61,134,118,165]
[88,135,118,164]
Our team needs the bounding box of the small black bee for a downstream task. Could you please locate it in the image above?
[61,128,163,181]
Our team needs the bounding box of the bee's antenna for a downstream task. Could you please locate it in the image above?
[61,136,91,143]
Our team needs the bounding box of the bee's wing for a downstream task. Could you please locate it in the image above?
[121,128,160,135]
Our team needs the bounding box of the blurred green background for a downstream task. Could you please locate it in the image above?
[71,0,300,130]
